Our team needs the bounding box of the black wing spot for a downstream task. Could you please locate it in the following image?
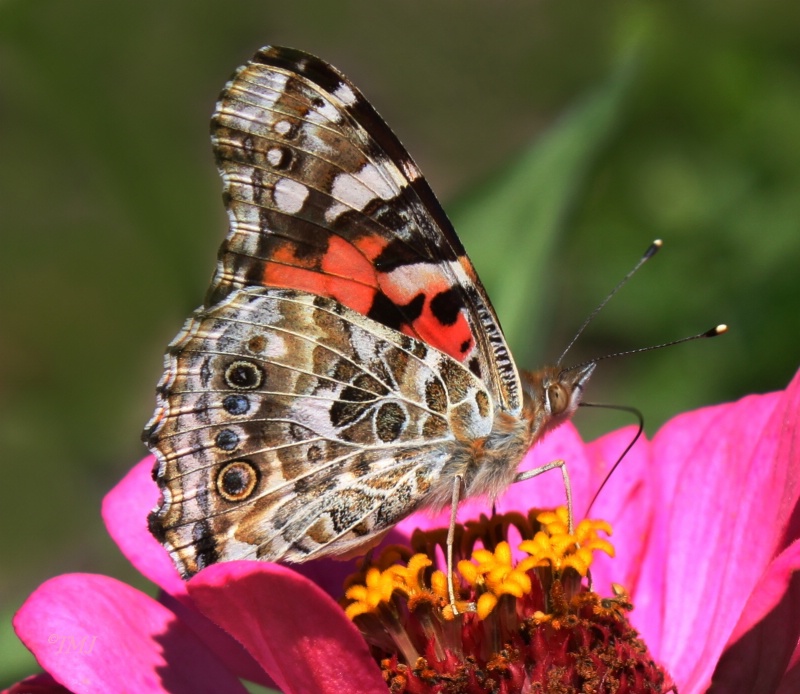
[372,235,423,272]
[367,291,405,331]
[430,288,463,326]
[200,357,213,387]
[247,335,267,354]
[468,357,482,379]
[403,293,425,322]
[330,384,374,428]
[475,391,490,419]
[425,379,447,414]
[192,520,219,572]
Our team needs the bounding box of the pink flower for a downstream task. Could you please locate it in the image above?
[7,369,800,693]
[7,463,386,693]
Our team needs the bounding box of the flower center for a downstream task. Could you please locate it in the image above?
[343,507,676,693]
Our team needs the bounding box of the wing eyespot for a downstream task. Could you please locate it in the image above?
[224,360,264,390]
[214,428,240,451]
[216,460,259,501]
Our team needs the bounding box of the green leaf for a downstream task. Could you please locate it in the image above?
[451,57,635,365]
[0,600,38,688]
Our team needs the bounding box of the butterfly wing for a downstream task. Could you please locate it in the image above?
[209,46,521,413]
[146,287,492,576]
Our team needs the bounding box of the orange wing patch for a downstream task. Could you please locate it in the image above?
[262,236,474,363]
[381,265,474,362]
[264,236,385,315]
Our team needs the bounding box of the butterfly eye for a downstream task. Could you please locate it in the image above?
[547,384,570,416]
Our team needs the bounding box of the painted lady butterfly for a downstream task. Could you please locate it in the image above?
[145,46,594,579]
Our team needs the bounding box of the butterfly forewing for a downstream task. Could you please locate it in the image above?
[209,46,521,412]
[146,287,493,576]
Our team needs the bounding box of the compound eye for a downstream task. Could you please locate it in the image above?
[548,383,569,416]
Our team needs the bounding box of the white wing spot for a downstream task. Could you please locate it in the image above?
[267,148,284,167]
[274,120,292,136]
[328,174,374,220]
[243,70,288,110]
[324,163,398,223]
[307,98,341,125]
[273,178,309,214]
[325,202,348,223]
[263,332,287,359]
[357,162,397,200]
[399,159,421,182]
[333,82,357,106]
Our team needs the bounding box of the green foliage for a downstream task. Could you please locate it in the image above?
[452,53,634,365]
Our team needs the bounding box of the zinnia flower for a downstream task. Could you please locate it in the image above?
[6,369,800,693]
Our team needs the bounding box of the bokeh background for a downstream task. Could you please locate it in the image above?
[2,0,798,685]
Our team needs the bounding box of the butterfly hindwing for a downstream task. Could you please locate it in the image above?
[209,46,521,412]
[146,287,493,576]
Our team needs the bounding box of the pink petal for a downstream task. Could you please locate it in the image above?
[12,573,247,694]
[103,456,359,600]
[654,369,800,690]
[102,457,274,686]
[708,539,800,692]
[101,456,184,594]
[582,425,658,598]
[1,673,72,693]
[188,562,386,694]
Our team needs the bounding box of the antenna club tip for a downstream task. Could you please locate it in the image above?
[704,324,728,337]
[644,240,663,259]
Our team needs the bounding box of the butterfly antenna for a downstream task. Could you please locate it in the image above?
[564,324,728,374]
[557,239,663,366]
[580,403,644,517]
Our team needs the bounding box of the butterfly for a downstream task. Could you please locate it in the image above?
[145,46,594,581]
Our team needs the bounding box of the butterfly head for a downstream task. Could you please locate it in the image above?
[521,362,595,434]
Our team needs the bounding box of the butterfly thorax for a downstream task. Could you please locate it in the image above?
[439,363,595,506]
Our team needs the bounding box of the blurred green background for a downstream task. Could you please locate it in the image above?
[2,0,798,684]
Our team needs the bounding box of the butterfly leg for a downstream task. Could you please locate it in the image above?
[513,459,574,534]
[446,475,477,616]
[446,475,462,614]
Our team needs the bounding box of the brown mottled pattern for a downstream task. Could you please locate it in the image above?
[475,390,490,419]
[438,358,473,403]
[424,378,448,414]
[147,286,493,574]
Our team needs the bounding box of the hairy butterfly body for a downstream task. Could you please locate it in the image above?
[146,46,593,578]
